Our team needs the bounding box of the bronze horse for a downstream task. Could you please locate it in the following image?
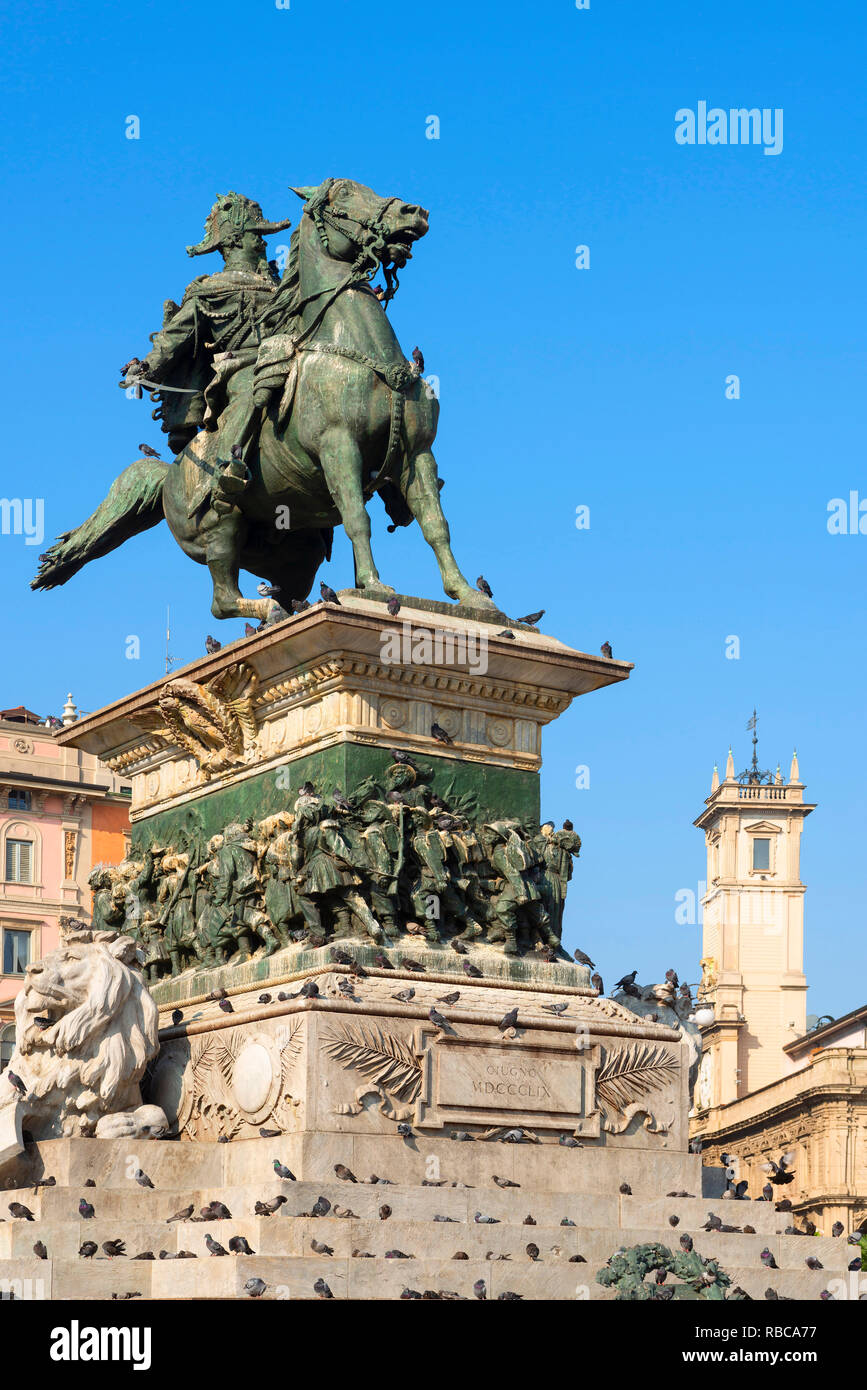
[33,179,494,623]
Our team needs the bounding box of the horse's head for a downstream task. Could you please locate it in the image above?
[292,178,429,275]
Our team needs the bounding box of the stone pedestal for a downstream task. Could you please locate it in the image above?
[58,592,631,843]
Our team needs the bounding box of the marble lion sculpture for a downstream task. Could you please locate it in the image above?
[0,927,168,1166]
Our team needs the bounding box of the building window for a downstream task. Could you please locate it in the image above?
[2,930,30,975]
[752,837,771,871]
[8,789,30,812]
[0,1025,14,1073]
[5,839,33,883]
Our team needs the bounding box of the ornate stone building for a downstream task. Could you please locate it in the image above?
[689,724,867,1233]
[0,701,131,1053]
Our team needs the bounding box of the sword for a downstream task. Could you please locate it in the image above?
[122,375,203,395]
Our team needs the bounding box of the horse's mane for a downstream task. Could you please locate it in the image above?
[261,225,302,333]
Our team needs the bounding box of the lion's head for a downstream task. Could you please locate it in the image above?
[7,931,159,1134]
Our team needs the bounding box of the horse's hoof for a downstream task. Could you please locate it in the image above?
[358,581,396,599]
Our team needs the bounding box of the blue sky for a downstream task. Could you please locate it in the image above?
[1,0,864,1017]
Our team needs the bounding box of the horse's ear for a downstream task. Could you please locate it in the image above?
[290,186,318,202]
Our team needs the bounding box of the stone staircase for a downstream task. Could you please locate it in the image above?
[0,1136,853,1300]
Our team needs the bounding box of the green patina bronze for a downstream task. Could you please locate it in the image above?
[97,754,580,982]
[32,181,496,623]
[596,1243,749,1301]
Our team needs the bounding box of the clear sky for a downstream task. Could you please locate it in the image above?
[1,0,864,1018]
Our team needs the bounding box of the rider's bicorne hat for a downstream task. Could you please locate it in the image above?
[186,192,292,259]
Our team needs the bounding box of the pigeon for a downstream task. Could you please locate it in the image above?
[397,1123,414,1139]
[703,1213,723,1231]
[77,1198,95,1219]
[33,1241,47,1259]
[33,1016,53,1030]
[600,641,613,658]
[259,1128,280,1139]
[228,1236,255,1255]
[430,722,454,745]
[499,1007,519,1032]
[245,1277,267,1298]
[386,597,401,617]
[849,1257,863,1271]
[256,580,281,596]
[832,1222,844,1238]
[496,629,515,640]
[332,788,352,813]
[497,1291,523,1301]
[254,1196,287,1216]
[385,1249,413,1259]
[9,1202,34,1220]
[760,1248,778,1268]
[335,1164,358,1183]
[560,1217,576,1227]
[299,980,319,998]
[311,1196,331,1218]
[428,1007,454,1032]
[207,988,227,1001]
[761,1151,796,1185]
[476,576,493,599]
[450,1131,473,1142]
[559,1136,582,1148]
[79,1242,98,1258]
[473,1279,487,1301]
[337,979,357,998]
[379,1205,392,1221]
[516,609,545,625]
[760,1183,774,1202]
[805,1256,823,1270]
[775,1198,793,1212]
[474,1212,500,1224]
[619,1183,632,1196]
[412,346,425,373]
[462,961,483,978]
[320,582,340,604]
[311,1238,334,1256]
[291,599,311,613]
[437,991,460,1005]
[374,953,394,969]
[542,1002,569,1015]
[205,636,222,655]
[331,1204,357,1218]
[570,1255,587,1264]
[202,1201,232,1221]
[400,958,424,973]
[526,1243,540,1261]
[313,1277,334,1299]
[6,1070,26,1097]
[167,1204,194,1223]
[103,1240,127,1258]
[453,1251,469,1259]
[591,973,604,994]
[820,1289,835,1300]
[665,968,679,988]
[133,1169,153,1189]
[493,1175,519,1188]
[120,358,143,378]
[679,1234,693,1253]
[218,998,234,1013]
[668,1216,680,1227]
[138,443,162,459]
[613,971,637,991]
[392,988,415,1003]
[245,622,258,637]
[449,939,468,955]
[433,1215,457,1222]
[205,1234,228,1256]
[573,948,595,968]
[273,1161,296,1181]
[171,1009,184,1025]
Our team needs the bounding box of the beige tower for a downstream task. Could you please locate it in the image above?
[694,716,815,1108]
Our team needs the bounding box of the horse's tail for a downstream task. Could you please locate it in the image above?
[31,457,167,591]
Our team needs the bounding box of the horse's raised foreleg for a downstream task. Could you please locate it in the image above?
[318,427,394,596]
[401,450,494,608]
[202,512,270,621]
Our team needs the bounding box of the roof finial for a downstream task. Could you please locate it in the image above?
[725,747,735,780]
[711,763,720,792]
[61,692,78,726]
[789,748,800,783]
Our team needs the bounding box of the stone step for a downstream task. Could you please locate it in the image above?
[0,1135,706,1199]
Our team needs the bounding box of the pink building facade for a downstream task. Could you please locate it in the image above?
[0,703,131,1063]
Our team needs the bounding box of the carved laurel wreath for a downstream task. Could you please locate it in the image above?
[154,661,259,773]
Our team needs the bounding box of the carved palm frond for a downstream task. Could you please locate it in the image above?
[595,1044,678,1112]
[214,1029,243,1082]
[321,1023,422,1104]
